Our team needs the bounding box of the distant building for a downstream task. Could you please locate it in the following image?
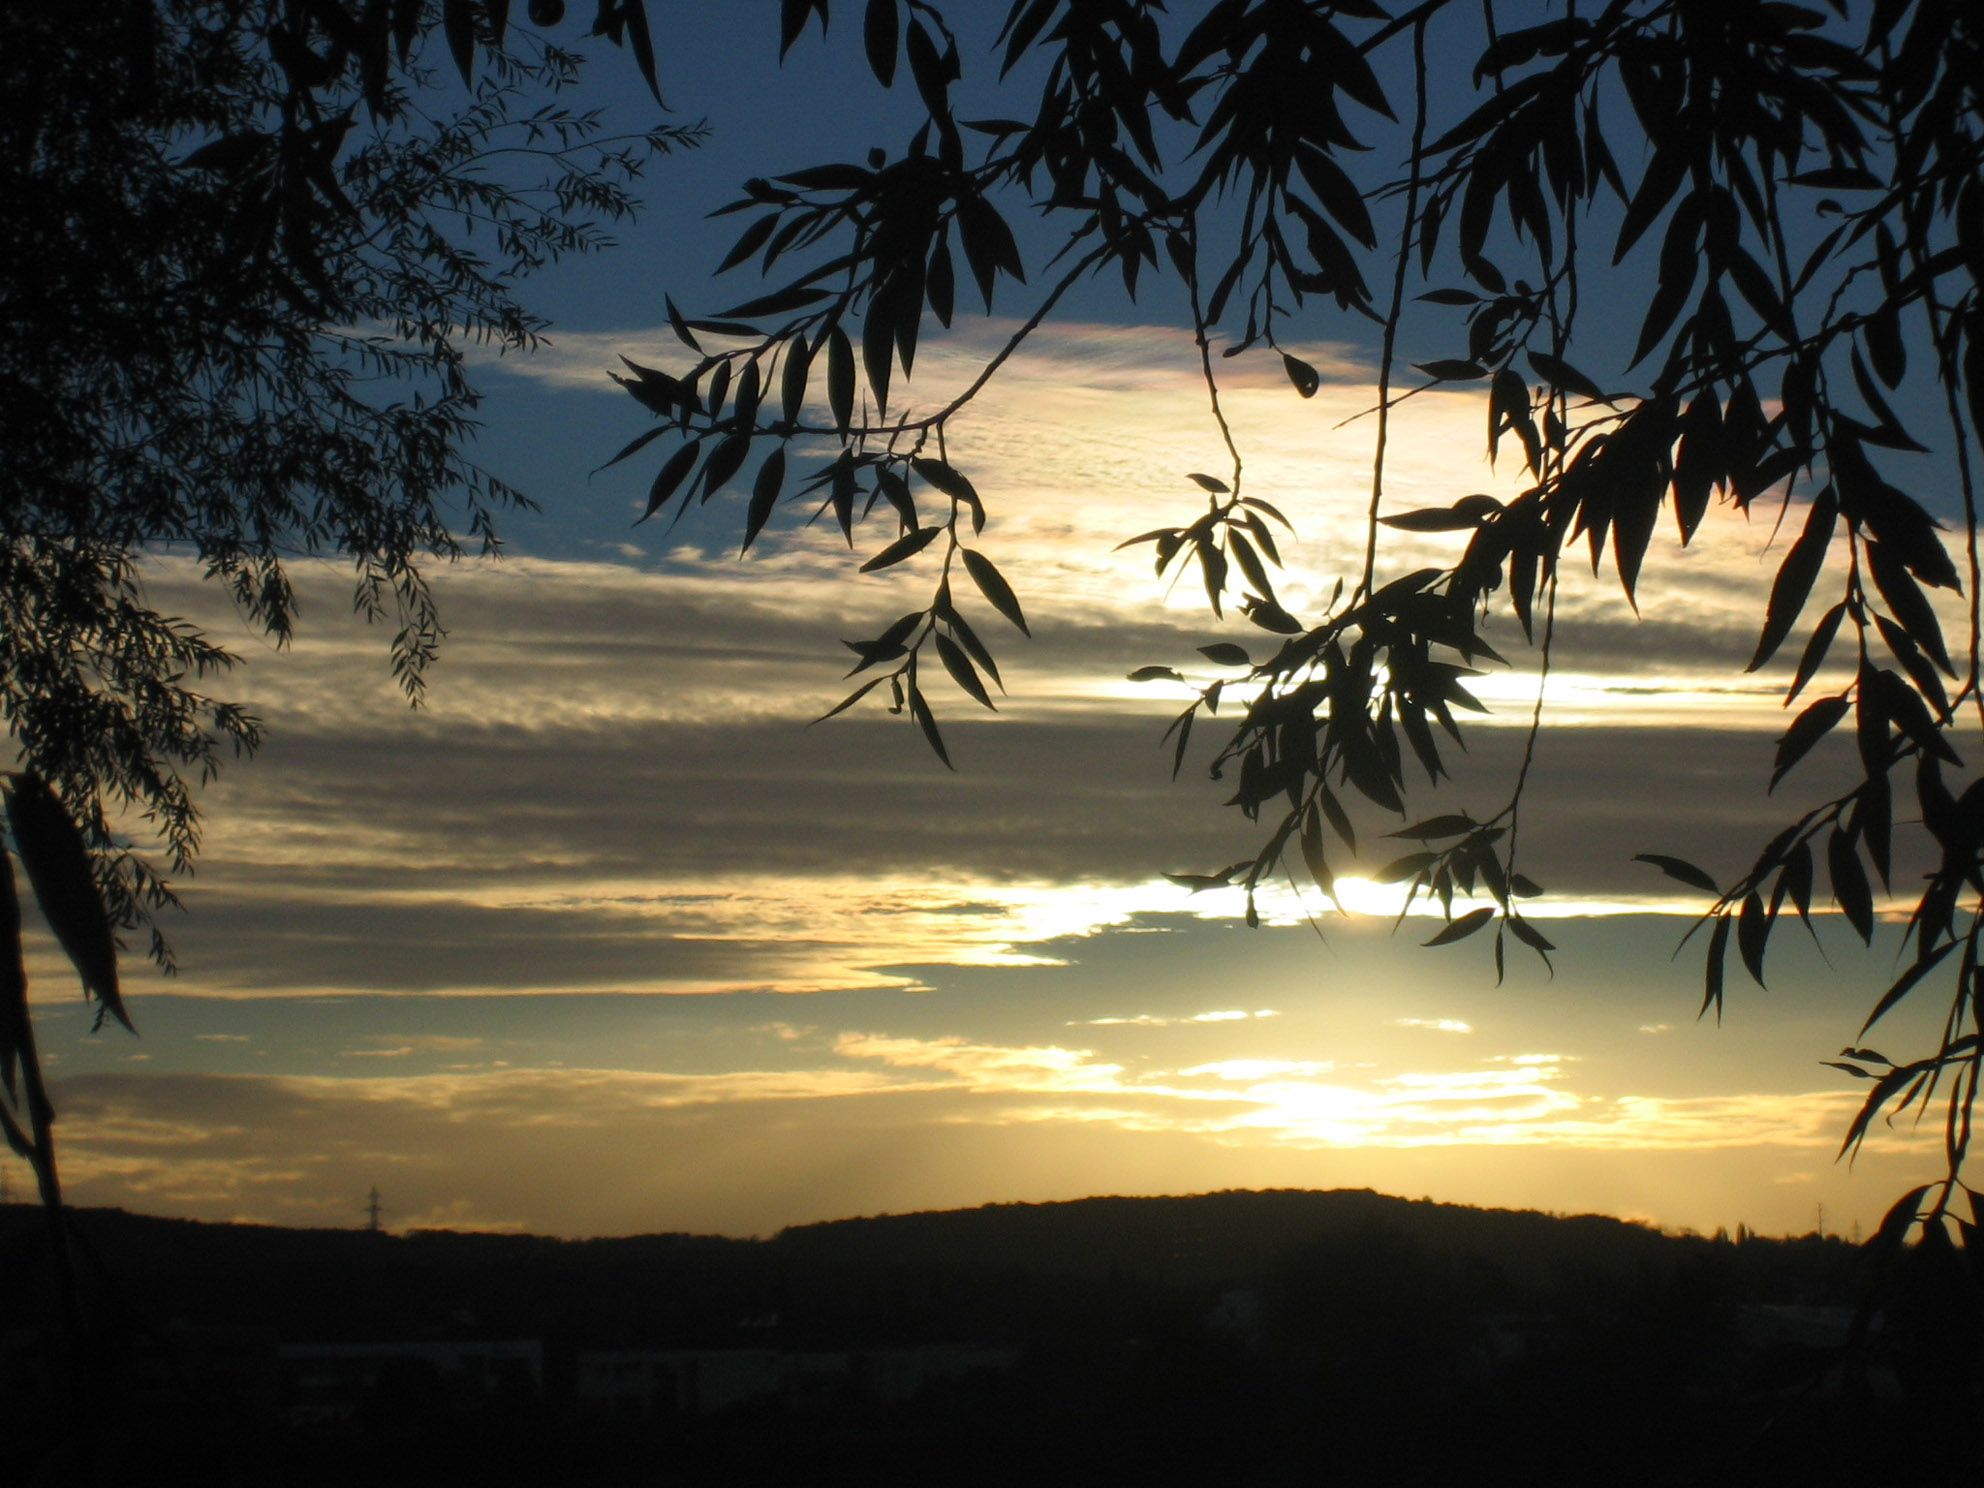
[134,1324,282,1416]
[573,1345,1019,1420]
[279,1339,542,1425]
[1730,1304,1902,1399]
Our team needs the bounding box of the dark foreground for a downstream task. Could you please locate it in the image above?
[2,1189,1977,1486]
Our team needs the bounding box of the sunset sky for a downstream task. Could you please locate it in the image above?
[15,5,1956,1239]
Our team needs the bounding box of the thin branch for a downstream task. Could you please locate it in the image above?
[1358,14,1431,602]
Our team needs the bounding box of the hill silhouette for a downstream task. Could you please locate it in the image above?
[2,1188,1947,1488]
[3,1186,1846,1346]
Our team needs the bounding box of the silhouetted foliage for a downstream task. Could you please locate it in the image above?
[0,0,683,1444]
[619,1,1984,1229]
[2,1,684,962]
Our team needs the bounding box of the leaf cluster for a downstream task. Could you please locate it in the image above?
[629,1,1984,1209]
[1,1,687,959]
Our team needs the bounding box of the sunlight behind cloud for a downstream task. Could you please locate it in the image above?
[474,313,1835,735]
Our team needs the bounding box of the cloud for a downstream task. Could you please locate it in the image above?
[1395,1018,1473,1033]
[99,301,1862,1021]
[48,1050,1942,1241]
[85,550,1849,1005]
[832,1033,1126,1094]
[340,1036,484,1060]
[1180,1059,1337,1081]
[1071,1009,1279,1027]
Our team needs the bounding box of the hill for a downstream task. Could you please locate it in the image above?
[0,1189,1940,1488]
[2,1187,1850,1348]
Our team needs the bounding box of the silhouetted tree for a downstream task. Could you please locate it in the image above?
[0,0,684,1405]
[618,0,1981,1241]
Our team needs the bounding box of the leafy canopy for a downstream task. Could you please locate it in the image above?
[615,0,1984,1234]
[0,1,688,968]
[0,0,686,1370]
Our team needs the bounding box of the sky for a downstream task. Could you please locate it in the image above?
[11,2,1962,1240]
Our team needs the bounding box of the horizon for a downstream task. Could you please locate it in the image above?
[10,1181,1872,1248]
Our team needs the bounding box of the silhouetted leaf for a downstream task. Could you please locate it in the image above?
[1294,143,1375,248]
[0,854,26,1101]
[1375,852,1436,884]
[442,0,475,84]
[927,238,955,327]
[781,0,823,57]
[1858,939,1954,1036]
[4,775,125,1029]
[1129,666,1184,684]
[812,676,888,724]
[1244,597,1304,634]
[1188,472,1230,493]
[1865,305,1906,388]
[700,433,751,500]
[715,285,830,321]
[903,18,951,118]
[1614,147,1686,262]
[1165,871,1233,893]
[910,458,985,532]
[936,633,994,709]
[1379,508,1484,533]
[864,0,899,87]
[637,440,700,523]
[1771,696,1849,789]
[665,295,702,353]
[1198,644,1251,668]
[1702,914,1730,1019]
[1507,915,1555,957]
[944,608,1002,691]
[956,191,1022,310]
[873,467,918,529]
[594,424,669,475]
[1787,166,1881,190]
[1841,1071,1920,1159]
[1829,828,1873,941]
[1166,705,1195,779]
[862,294,894,415]
[827,325,855,431]
[860,525,940,572]
[1748,486,1838,671]
[619,0,661,101]
[998,0,1058,75]
[908,685,952,767]
[1388,815,1476,841]
[780,336,811,425]
[1865,539,1953,675]
[1425,906,1495,947]
[1299,807,1336,899]
[1414,359,1487,381]
[742,447,785,554]
[718,214,779,274]
[1786,602,1845,705]
[731,359,763,429]
[962,549,1029,635]
[1634,853,1719,894]
[616,358,688,415]
[1736,892,1769,985]
[1526,350,1604,402]
[1283,353,1321,398]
